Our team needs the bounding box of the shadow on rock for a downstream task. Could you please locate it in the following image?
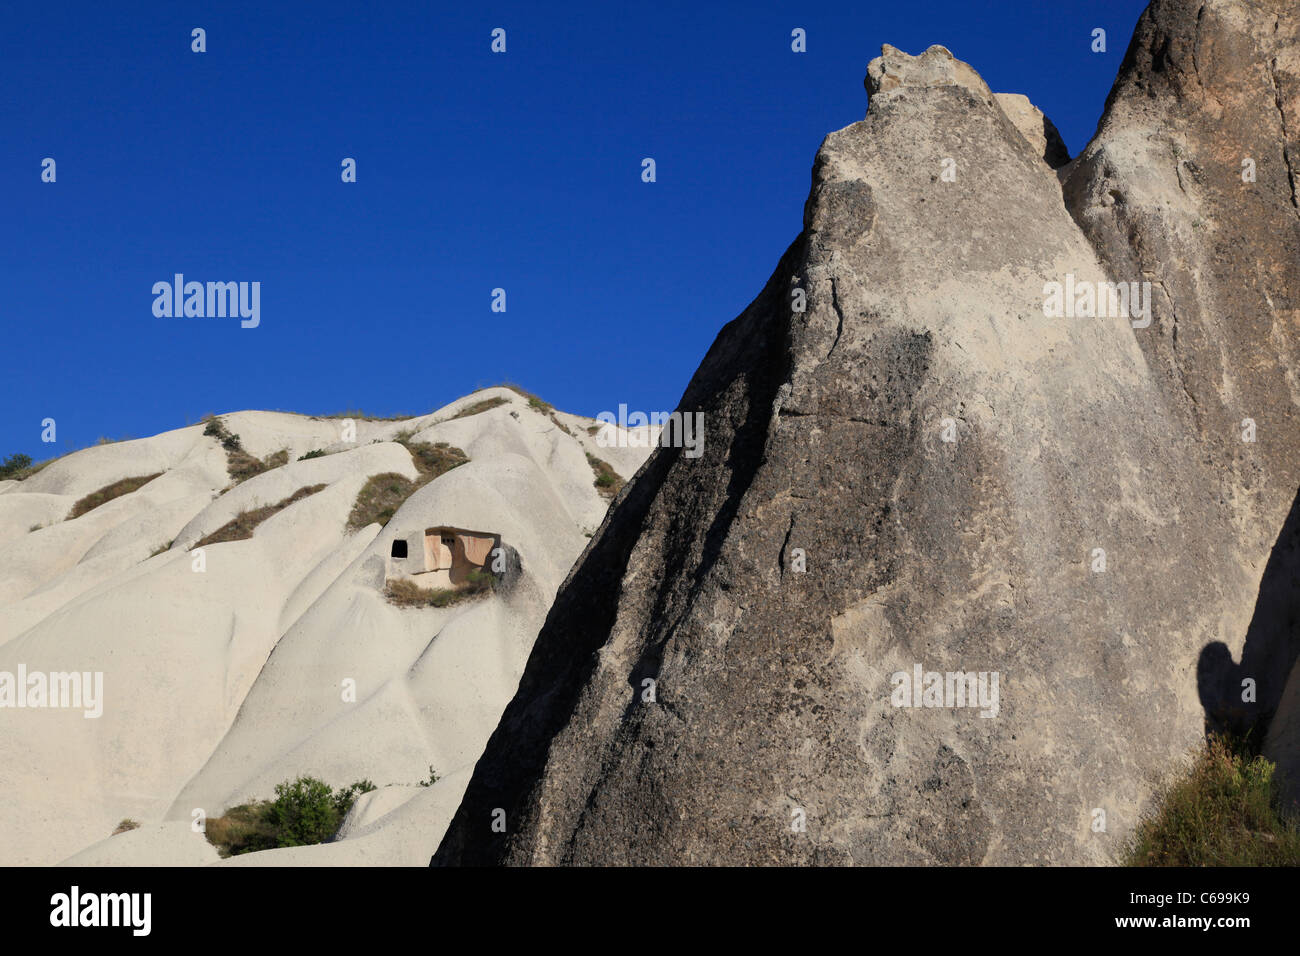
[1199,485,1300,745]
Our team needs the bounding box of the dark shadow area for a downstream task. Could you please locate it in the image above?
[1199,484,1300,748]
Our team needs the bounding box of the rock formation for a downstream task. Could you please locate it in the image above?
[433,0,1300,865]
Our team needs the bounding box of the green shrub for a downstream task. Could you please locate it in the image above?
[333,779,378,819]
[418,766,440,787]
[203,777,385,856]
[298,449,327,461]
[1125,735,1300,866]
[265,776,340,848]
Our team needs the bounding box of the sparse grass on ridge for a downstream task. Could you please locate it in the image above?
[194,484,327,549]
[446,396,509,421]
[310,409,419,422]
[1125,734,1300,866]
[111,819,141,836]
[3,434,136,482]
[497,383,552,413]
[68,474,163,520]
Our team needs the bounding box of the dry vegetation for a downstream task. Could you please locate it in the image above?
[311,409,416,421]
[446,396,509,421]
[499,383,552,413]
[348,472,418,530]
[203,801,277,857]
[68,473,163,519]
[549,413,575,436]
[384,568,497,609]
[202,415,289,484]
[194,484,327,548]
[1125,735,1300,866]
[586,453,623,497]
[347,441,469,530]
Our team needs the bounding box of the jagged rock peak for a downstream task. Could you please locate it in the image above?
[866,43,994,104]
[865,44,1069,167]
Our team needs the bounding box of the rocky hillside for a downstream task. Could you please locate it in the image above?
[433,0,1300,865]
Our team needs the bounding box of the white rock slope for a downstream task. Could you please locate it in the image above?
[0,388,655,865]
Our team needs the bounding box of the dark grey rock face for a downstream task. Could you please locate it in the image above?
[434,1,1300,865]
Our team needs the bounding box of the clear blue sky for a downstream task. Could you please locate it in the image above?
[1,0,1149,460]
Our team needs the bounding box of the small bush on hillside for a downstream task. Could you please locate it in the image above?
[298,449,327,461]
[0,453,33,479]
[265,776,339,847]
[586,453,623,497]
[332,779,377,819]
[203,777,381,856]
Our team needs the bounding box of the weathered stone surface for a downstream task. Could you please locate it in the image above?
[434,2,1300,866]
[995,94,1070,169]
[1062,0,1300,773]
